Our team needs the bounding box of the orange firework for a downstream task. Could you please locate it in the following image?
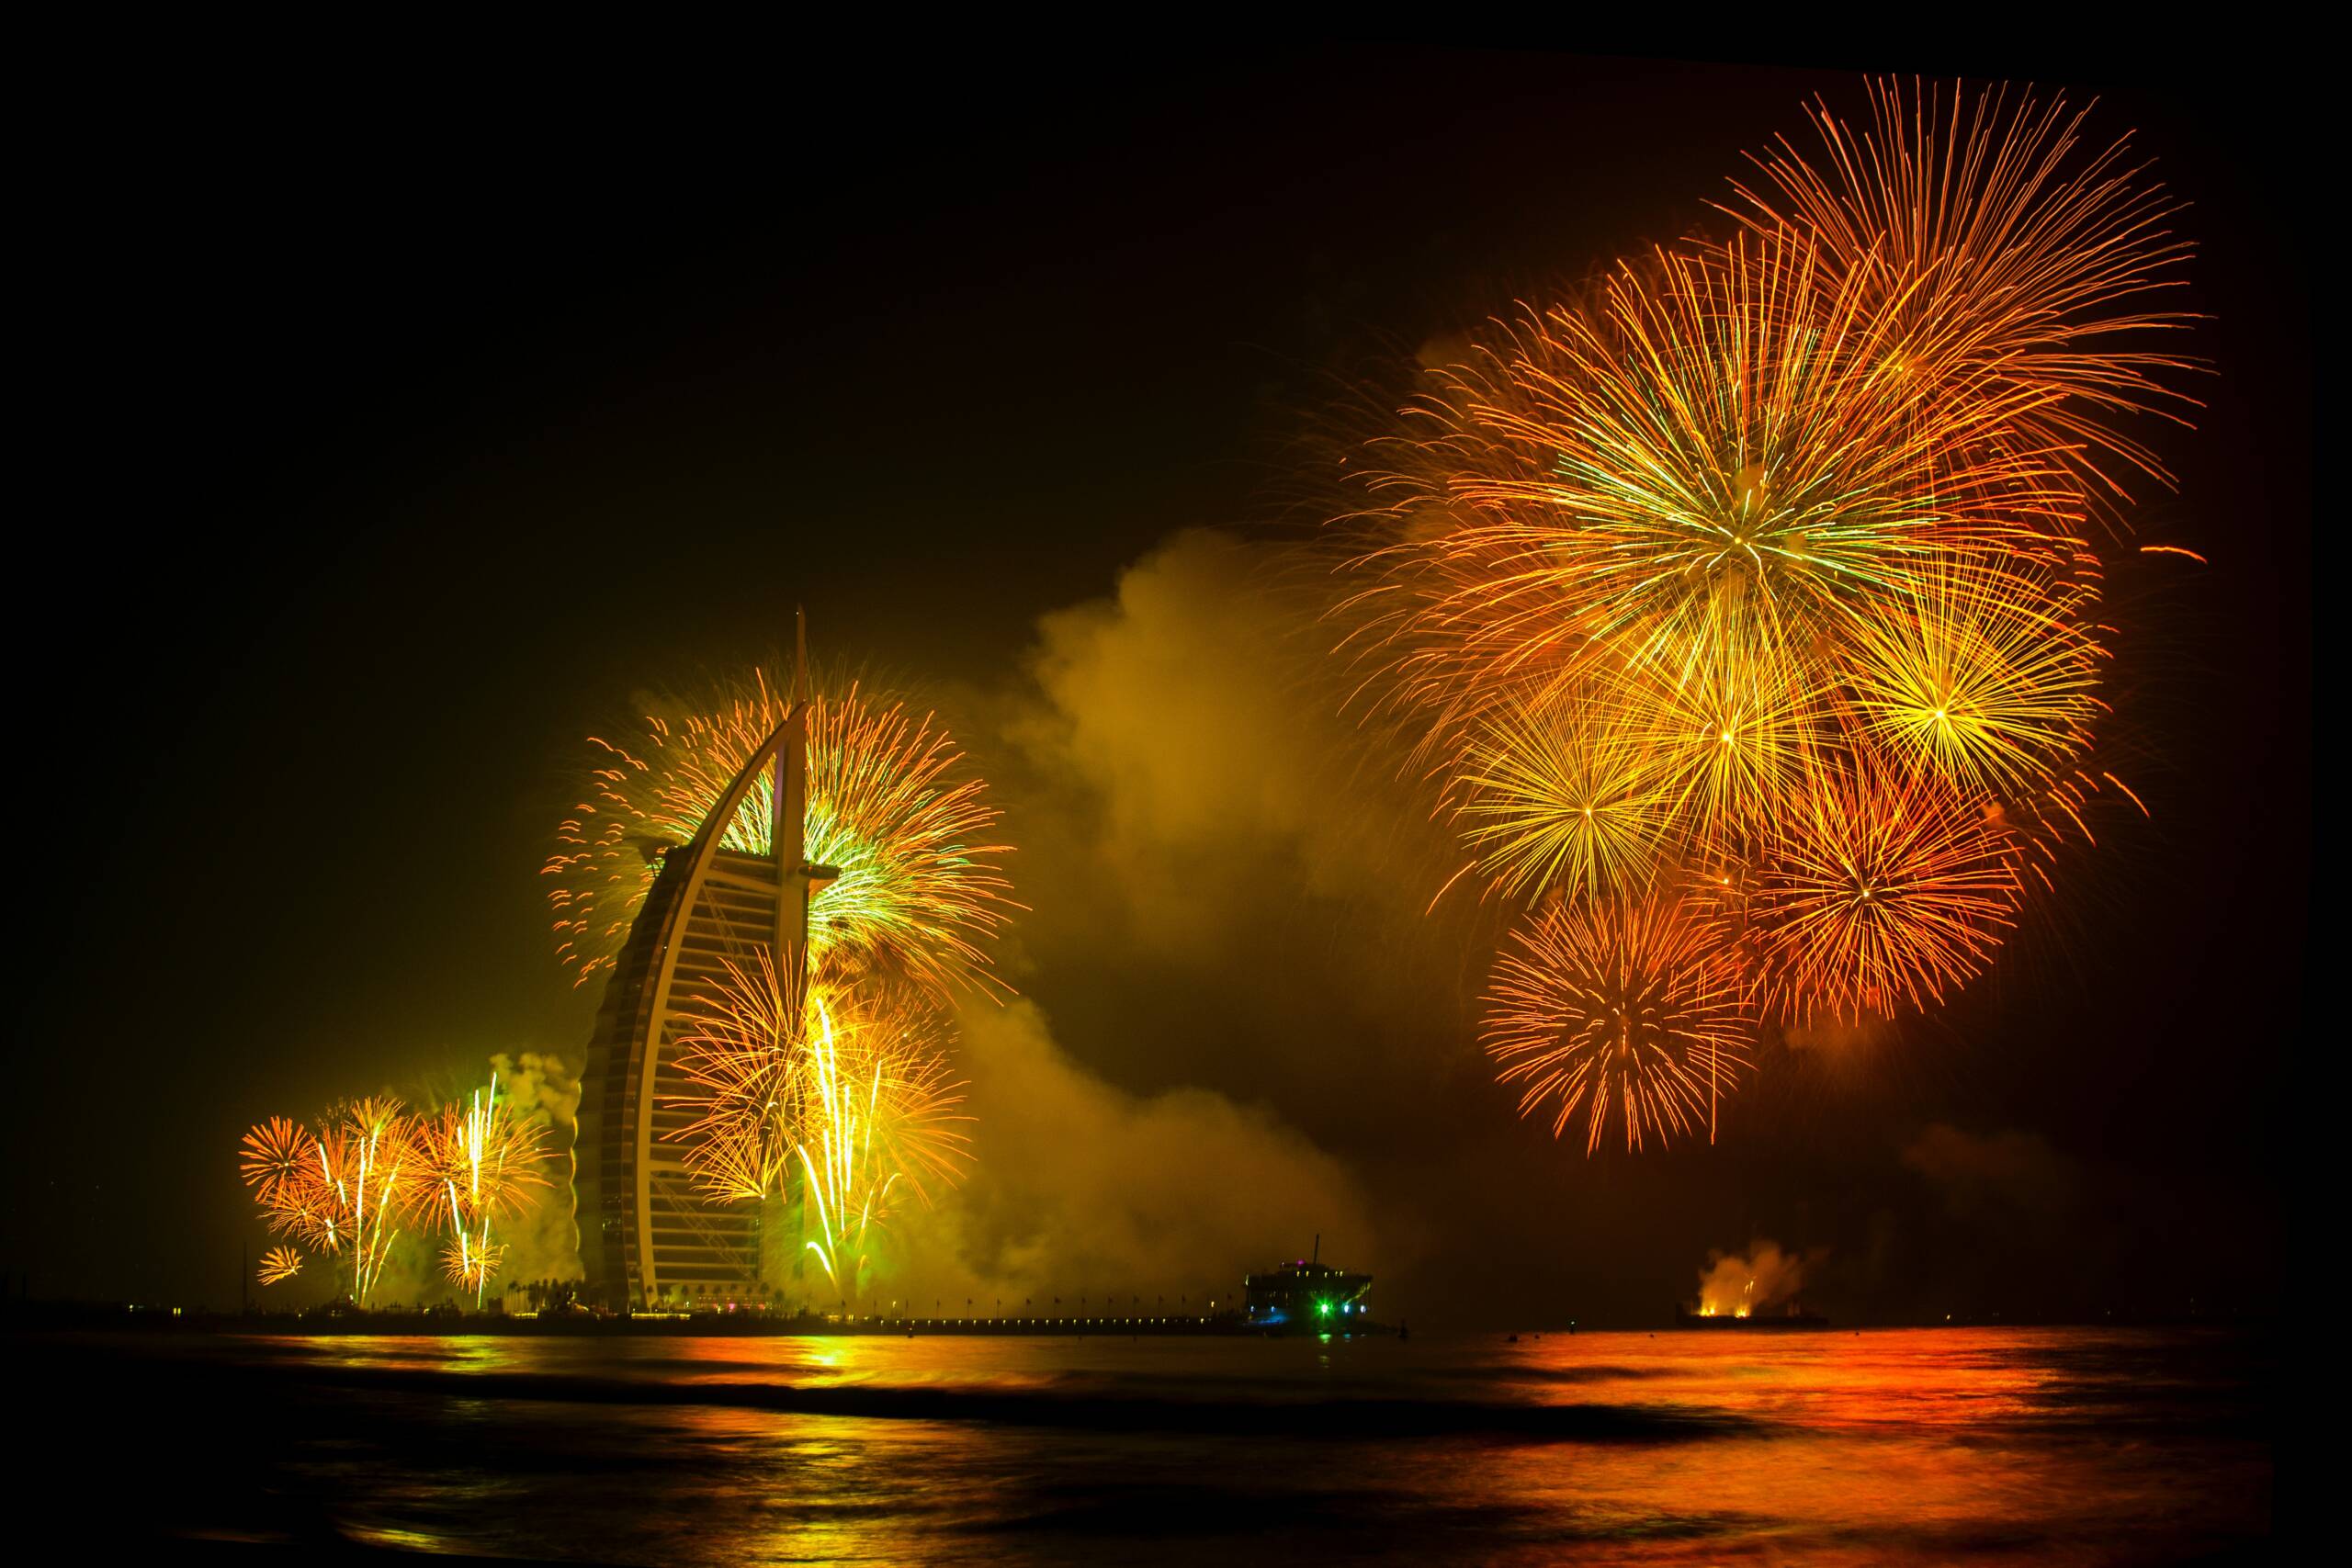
[239,1116,310,1202]
[256,1246,304,1288]
[1483,893,1755,1154]
[1350,222,2073,765]
[1747,761,2022,1024]
[239,1099,424,1305]
[545,676,1014,993]
[417,1079,550,1222]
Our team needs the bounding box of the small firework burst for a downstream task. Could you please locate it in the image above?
[1748,762,2023,1024]
[1453,699,1669,899]
[238,1116,310,1202]
[1482,893,1756,1154]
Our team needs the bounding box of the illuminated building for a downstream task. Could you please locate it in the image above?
[578,617,834,1309]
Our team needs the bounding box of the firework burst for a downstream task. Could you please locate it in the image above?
[1483,892,1756,1153]
[546,676,1014,993]
[238,1116,310,1202]
[1334,81,2196,1144]
[1750,761,2022,1024]
[671,952,808,1204]
[420,1074,549,1303]
[1842,558,2108,798]
[1721,79,2200,510]
[237,1100,423,1304]
[1453,699,1669,899]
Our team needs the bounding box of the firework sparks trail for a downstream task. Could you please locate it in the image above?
[671,964,969,1300]
[421,1073,550,1303]
[240,1078,552,1305]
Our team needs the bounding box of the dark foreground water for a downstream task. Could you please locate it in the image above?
[19,1325,2271,1563]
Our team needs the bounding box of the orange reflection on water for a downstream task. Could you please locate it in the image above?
[132,1325,2265,1564]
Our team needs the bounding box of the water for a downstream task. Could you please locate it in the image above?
[24,1325,2271,1562]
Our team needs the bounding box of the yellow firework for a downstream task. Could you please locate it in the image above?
[1453,699,1669,899]
[1842,559,2107,798]
[787,992,968,1298]
[671,961,970,1292]
[1621,595,1821,847]
[547,676,1014,993]
[255,1246,304,1288]
[671,952,806,1204]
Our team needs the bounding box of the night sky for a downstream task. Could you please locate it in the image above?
[8,48,2306,1325]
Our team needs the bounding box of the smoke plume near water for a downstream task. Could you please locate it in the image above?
[487,1051,582,1286]
[1697,1241,1809,1318]
[887,998,1380,1310]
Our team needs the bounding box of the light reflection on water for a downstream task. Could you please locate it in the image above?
[40,1326,2269,1563]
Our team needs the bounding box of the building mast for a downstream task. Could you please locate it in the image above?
[773,608,837,1017]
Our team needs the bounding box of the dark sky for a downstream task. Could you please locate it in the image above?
[8,46,2306,1324]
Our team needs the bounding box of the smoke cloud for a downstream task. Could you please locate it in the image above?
[1696,1240,1812,1316]
[867,528,1467,1305]
[891,998,1378,1307]
[1008,527,1442,961]
[490,1051,583,1284]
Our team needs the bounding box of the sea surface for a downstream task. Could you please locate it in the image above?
[20,1325,2271,1563]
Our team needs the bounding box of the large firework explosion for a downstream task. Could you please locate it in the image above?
[1338,82,2198,1151]
[544,674,1015,995]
